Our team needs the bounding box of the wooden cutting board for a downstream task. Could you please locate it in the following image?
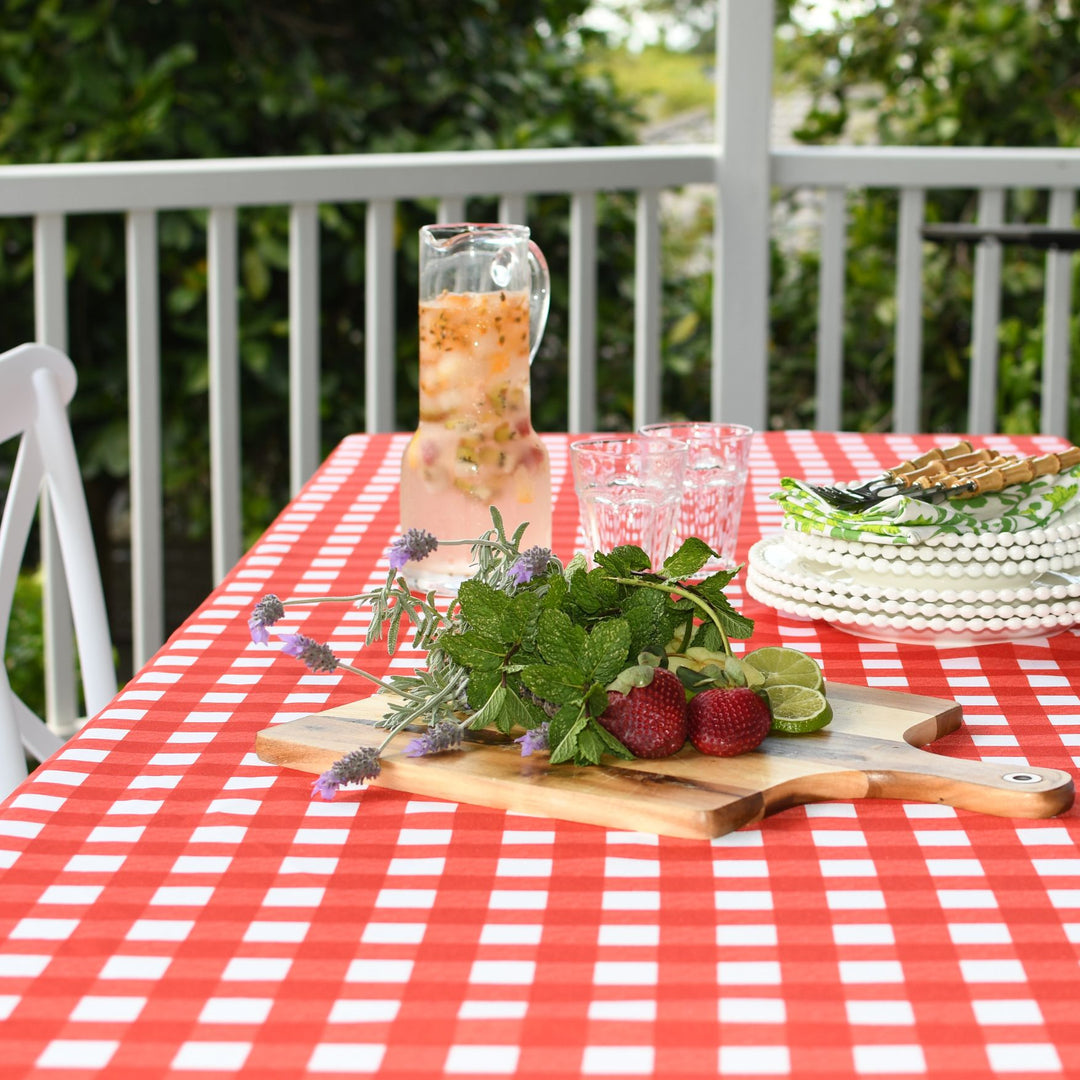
[255,682,1075,839]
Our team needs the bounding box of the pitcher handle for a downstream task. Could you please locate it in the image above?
[527,240,550,365]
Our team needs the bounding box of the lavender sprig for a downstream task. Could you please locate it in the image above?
[404,720,465,757]
[311,747,381,801]
[508,546,553,585]
[388,528,438,571]
[252,506,559,799]
[515,722,550,757]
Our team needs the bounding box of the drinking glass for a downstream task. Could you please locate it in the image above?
[570,435,688,567]
[639,422,753,571]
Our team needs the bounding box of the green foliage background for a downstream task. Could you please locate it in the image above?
[0,0,641,671]
[2,0,1079,679]
[768,0,1080,436]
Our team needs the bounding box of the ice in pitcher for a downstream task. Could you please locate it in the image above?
[400,287,551,592]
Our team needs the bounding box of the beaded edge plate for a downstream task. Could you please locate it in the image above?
[747,536,1080,645]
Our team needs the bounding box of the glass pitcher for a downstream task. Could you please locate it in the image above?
[400,223,552,593]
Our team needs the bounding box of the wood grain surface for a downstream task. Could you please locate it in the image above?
[255,682,1075,839]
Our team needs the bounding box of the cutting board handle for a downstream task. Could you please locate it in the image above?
[857,741,1074,819]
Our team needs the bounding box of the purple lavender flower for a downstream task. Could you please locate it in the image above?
[311,747,382,801]
[404,720,464,758]
[508,546,553,586]
[388,529,439,571]
[279,633,339,674]
[249,594,285,644]
[311,773,342,800]
[515,722,550,757]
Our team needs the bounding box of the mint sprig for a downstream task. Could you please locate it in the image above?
[251,510,755,793]
[428,529,753,767]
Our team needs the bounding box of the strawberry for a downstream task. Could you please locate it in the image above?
[687,686,771,757]
[599,666,688,758]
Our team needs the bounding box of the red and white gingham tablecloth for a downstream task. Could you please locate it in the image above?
[0,431,1078,1080]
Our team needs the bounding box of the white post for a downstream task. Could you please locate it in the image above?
[33,213,78,735]
[712,0,774,429]
[126,210,165,666]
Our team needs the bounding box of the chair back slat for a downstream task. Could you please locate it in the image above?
[0,344,117,795]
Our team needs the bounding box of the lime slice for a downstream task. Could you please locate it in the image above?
[743,646,825,691]
[763,684,833,734]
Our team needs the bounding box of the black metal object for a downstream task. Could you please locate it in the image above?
[921,223,1080,251]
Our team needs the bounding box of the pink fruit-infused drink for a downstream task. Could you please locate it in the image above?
[400,225,552,593]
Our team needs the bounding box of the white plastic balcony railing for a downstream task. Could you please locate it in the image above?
[1,0,1078,734]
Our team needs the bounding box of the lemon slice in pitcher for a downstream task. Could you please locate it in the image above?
[743,646,825,691]
[763,684,833,734]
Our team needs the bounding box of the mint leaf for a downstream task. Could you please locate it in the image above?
[691,622,726,653]
[501,589,541,649]
[662,537,716,580]
[436,630,506,671]
[567,566,620,615]
[693,568,740,601]
[498,687,533,735]
[572,723,606,765]
[521,662,587,705]
[457,579,512,642]
[539,571,568,612]
[584,681,609,716]
[589,718,635,760]
[536,608,586,668]
[584,618,631,685]
[593,545,651,577]
[688,590,755,642]
[622,587,674,657]
[466,668,501,710]
[467,684,508,729]
[548,703,588,764]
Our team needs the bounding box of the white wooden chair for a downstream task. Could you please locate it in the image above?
[0,343,117,797]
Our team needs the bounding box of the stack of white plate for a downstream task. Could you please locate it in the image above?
[746,502,1080,644]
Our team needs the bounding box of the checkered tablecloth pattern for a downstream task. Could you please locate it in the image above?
[0,431,1077,1080]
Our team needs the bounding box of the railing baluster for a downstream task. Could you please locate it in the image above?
[207,206,242,582]
[33,213,77,733]
[499,195,527,225]
[894,187,926,432]
[634,189,662,427]
[969,188,1005,433]
[568,192,597,433]
[289,203,320,494]
[713,0,772,429]
[1042,186,1075,437]
[815,187,846,430]
[437,198,466,224]
[365,199,397,433]
[125,210,165,666]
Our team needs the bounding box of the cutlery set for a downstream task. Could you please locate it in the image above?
[807,440,1080,511]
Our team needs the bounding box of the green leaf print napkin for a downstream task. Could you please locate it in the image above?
[773,466,1080,545]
